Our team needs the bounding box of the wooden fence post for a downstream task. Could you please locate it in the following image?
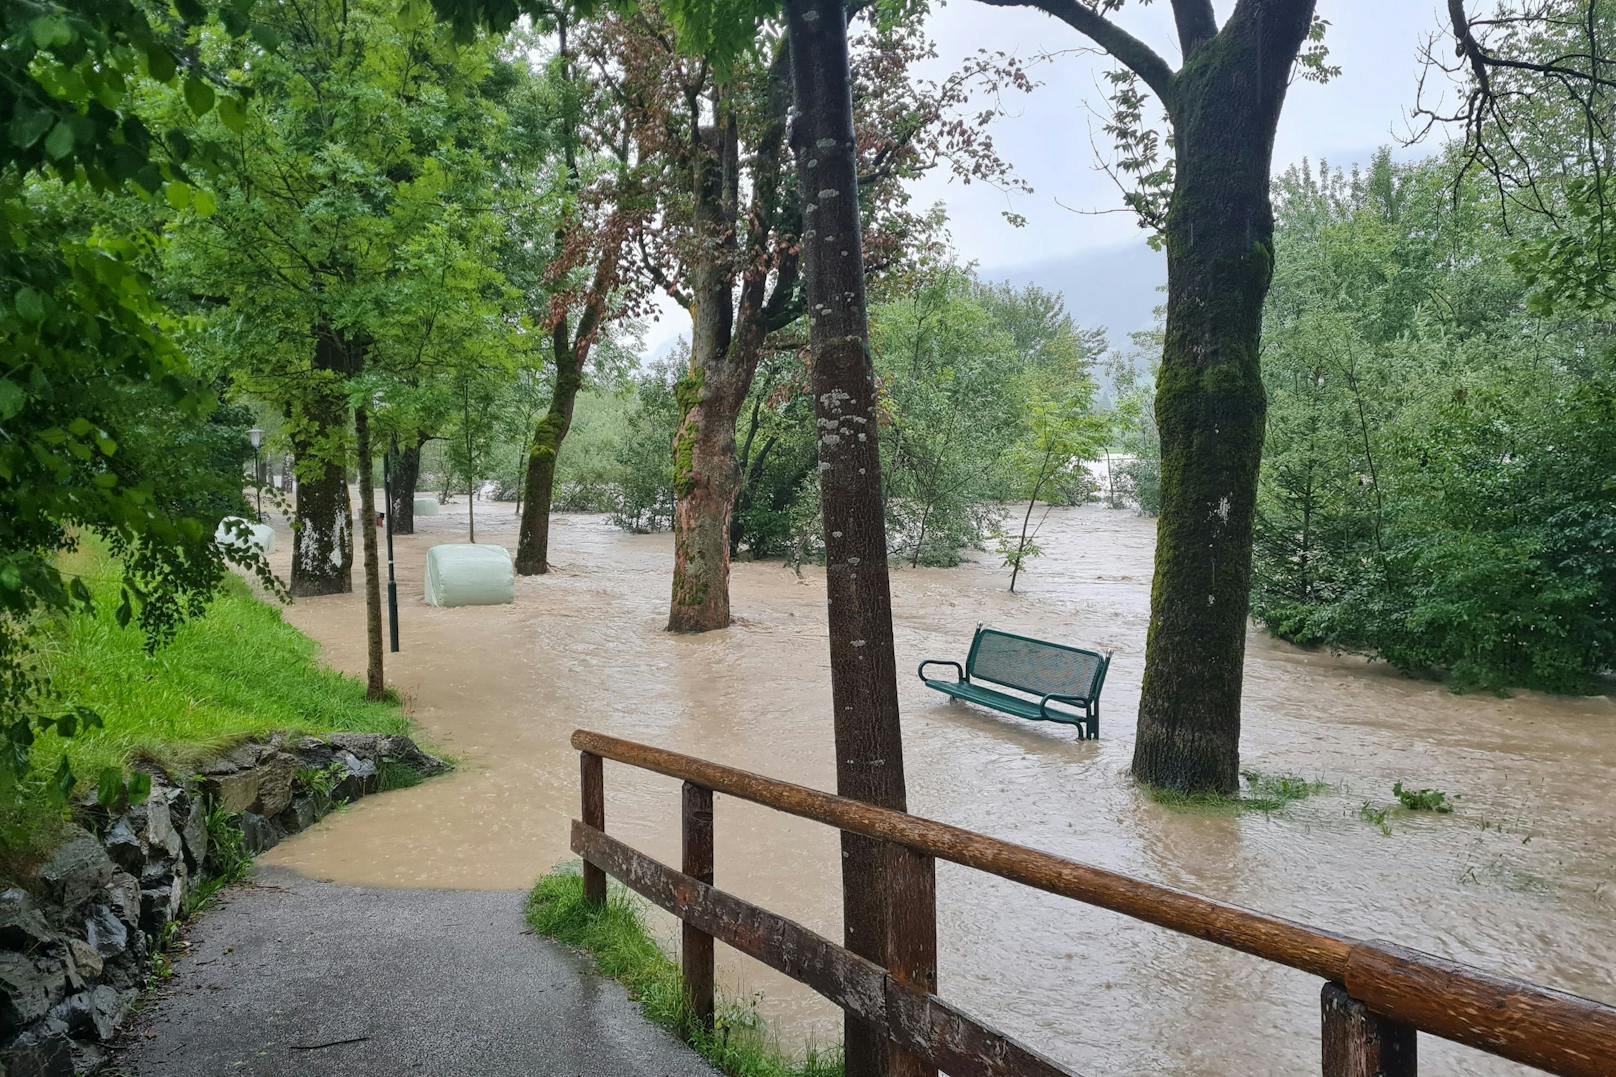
[887,843,938,1077]
[1322,982,1416,1077]
[682,781,715,1029]
[581,751,606,906]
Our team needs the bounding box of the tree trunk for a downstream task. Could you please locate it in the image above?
[354,405,385,700]
[668,101,745,633]
[1131,4,1314,795]
[516,342,584,575]
[389,439,422,536]
[289,328,353,598]
[787,4,932,1076]
[667,373,744,631]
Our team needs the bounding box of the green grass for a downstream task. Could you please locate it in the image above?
[3,559,413,872]
[527,869,842,1077]
[1145,769,1330,815]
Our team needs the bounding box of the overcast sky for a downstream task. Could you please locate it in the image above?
[643,1,1457,357]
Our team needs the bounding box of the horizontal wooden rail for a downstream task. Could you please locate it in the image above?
[573,821,1075,1077]
[572,729,1616,1077]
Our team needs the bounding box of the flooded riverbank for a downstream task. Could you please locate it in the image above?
[259,499,1614,1075]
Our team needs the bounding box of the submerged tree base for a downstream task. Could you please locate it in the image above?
[527,869,842,1077]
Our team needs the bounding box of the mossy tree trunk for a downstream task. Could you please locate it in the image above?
[788,4,928,1075]
[290,325,354,598]
[1132,2,1316,794]
[969,0,1317,793]
[666,50,798,632]
[516,337,584,574]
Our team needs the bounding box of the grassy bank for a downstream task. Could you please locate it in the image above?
[3,564,411,867]
[527,869,841,1077]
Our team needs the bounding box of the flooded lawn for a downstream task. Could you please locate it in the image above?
[260,500,1615,1076]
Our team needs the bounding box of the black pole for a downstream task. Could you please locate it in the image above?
[384,449,400,653]
[254,447,263,521]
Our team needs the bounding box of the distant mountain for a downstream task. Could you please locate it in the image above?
[981,239,1167,353]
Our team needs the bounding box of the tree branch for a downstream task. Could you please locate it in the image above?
[1170,0,1218,57]
[973,0,1177,104]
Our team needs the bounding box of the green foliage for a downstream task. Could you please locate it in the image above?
[3,14,274,795]
[1253,150,1616,693]
[612,361,683,533]
[528,869,843,1077]
[1392,781,1455,814]
[2,560,409,868]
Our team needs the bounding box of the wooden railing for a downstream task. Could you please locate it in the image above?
[569,729,1616,1077]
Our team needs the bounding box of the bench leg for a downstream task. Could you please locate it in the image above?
[1086,709,1099,740]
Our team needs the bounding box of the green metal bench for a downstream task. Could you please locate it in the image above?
[919,626,1110,740]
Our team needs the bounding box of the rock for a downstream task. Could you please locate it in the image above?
[331,751,378,801]
[0,889,54,951]
[83,905,128,962]
[50,985,126,1042]
[101,873,140,928]
[278,795,318,834]
[179,795,208,872]
[100,818,144,877]
[0,951,63,1030]
[37,833,114,916]
[0,1034,74,1077]
[236,812,281,855]
[141,793,184,861]
[202,750,298,816]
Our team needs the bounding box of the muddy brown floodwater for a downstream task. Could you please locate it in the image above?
[258,499,1614,1076]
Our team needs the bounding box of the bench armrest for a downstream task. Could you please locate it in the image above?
[1039,693,1088,720]
[918,660,965,683]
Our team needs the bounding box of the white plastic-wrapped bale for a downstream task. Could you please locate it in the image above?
[214,516,276,555]
[413,495,441,517]
[423,544,515,607]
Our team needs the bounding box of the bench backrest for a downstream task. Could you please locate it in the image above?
[966,628,1108,701]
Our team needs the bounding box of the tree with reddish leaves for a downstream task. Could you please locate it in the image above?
[580,5,1024,632]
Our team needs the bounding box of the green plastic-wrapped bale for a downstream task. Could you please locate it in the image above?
[413,495,441,517]
[423,543,515,607]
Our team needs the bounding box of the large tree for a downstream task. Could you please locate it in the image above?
[582,7,1019,631]
[968,0,1324,793]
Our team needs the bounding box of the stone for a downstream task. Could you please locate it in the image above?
[0,949,71,1030]
[37,833,114,915]
[278,795,318,834]
[179,795,208,872]
[65,939,103,984]
[51,985,126,1042]
[331,751,378,801]
[141,793,184,861]
[251,752,299,817]
[101,872,140,927]
[83,905,128,961]
[0,1035,74,1077]
[237,812,282,855]
[100,818,144,877]
[0,888,54,951]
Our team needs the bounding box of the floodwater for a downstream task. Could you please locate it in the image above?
[259,499,1615,1076]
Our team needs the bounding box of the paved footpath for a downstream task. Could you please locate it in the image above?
[108,867,715,1077]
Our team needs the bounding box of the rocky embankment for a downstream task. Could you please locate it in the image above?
[0,733,445,1075]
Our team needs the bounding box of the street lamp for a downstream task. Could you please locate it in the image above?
[247,427,264,521]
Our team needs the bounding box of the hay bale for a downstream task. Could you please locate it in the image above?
[412,495,441,517]
[214,516,275,555]
[423,544,514,607]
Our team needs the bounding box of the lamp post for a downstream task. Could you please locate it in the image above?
[247,427,264,521]
[383,447,400,653]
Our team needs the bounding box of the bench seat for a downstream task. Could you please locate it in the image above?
[921,679,1085,723]
[919,627,1110,740]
